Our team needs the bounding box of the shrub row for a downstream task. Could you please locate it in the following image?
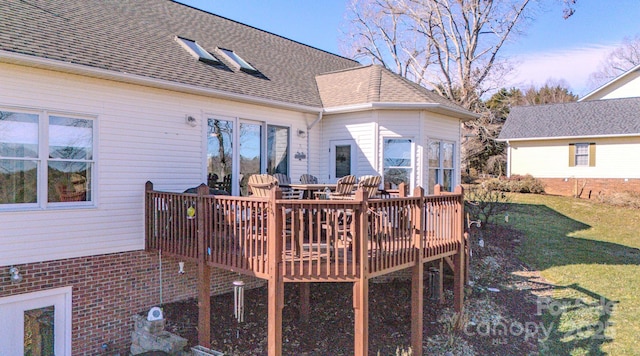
[482,174,545,194]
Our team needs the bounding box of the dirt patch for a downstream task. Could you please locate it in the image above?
[163,224,545,355]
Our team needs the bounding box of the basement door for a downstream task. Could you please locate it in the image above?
[0,287,72,355]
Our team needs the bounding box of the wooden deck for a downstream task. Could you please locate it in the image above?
[144,182,467,355]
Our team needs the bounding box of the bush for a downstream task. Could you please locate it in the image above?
[483,174,545,194]
[597,191,640,209]
[465,184,510,228]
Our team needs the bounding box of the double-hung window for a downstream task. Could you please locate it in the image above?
[569,143,595,167]
[383,138,414,189]
[0,109,94,208]
[428,140,455,194]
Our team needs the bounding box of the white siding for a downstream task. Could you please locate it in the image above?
[421,112,462,190]
[509,137,640,179]
[320,111,375,182]
[595,72,640,100]
[0,63,312,265]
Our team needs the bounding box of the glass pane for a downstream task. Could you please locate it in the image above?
[207,118,233,192]
[429,168,438,195]
[267,125,289,175]
[383,139,411,168]
[442,142,454,168]
[24,305,55,356]
[428,141,440,168]
[48,161,91,202]
[0,159,37,204]
[443,169,453,192]
[575,144,589,155]
[49,116,93,160]
[575,155,588,166]
[239,122,262,196]
[383,168,409,189]
[334,145,351,178]
[0,111,39,158]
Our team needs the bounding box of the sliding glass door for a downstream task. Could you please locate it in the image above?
[239,121,262,196]
[208,118,290,196]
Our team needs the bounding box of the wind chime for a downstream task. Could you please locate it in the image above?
[233,280,245,338]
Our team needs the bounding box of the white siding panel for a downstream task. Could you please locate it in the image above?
[321,112,376,181]
[0,63,312,265]
[510,137,640,178]
[601,75,640,99]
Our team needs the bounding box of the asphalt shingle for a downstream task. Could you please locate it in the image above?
[499,97,640,140]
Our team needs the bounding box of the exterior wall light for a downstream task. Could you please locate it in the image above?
[186,115,198,127]
[9,266,23,283]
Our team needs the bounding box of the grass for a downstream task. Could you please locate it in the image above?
[496,193,640,355]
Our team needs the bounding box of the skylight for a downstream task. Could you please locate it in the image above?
[176,36,219,65]
[217,48,257,73]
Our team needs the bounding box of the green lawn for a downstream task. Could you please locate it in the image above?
[499,194,640,355]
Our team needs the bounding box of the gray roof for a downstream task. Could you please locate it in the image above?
[499,97,640,140]
[0,0,473,116]
[316,65,467,112]
[0,0,358,108]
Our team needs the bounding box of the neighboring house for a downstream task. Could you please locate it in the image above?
[579,63,640,101]
[0,0,474,354]
[498,96,640,197]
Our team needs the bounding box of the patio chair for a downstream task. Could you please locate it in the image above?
[357,175,382,199]
[300,174,318,184]
[273,173,303,199]
[327,175,357,200]
[247,174,278,197]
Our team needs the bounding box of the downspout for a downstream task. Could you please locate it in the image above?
[506,140,511,178]
[306,111,324,174]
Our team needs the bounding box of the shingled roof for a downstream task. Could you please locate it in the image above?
[0,0,475,117]
[0,0,359,108]
[498,97,640,140]
[316,65,467,113]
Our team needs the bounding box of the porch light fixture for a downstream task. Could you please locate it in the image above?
[297,129,306,138]
[9,266,23,284]
[186,115,197,127]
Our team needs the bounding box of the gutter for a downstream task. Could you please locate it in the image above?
[496,132,640,142]
[323,102,478,121]
[0,50,323,114]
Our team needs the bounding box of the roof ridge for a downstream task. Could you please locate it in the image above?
[367,66,382,102]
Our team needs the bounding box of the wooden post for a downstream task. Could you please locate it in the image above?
[144,181,153,252]
[398,182,407,197]
[453,185,465,314]
[299,283,310,323]
[353,188,369,356]
[196,183,211,348]
[267,187,284,356]
[411,186,424,354]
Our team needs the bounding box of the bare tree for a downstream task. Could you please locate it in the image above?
[588,34,640,89]
[343,0,533,110]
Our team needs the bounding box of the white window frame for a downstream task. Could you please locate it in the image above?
[428,139,456,194]
[574,143,589,166]
[382,137,415,191]
[0,107,96,210]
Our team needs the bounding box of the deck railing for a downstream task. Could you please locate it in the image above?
[145,182,464,281]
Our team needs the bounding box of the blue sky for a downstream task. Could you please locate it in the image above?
[178,0,640,97]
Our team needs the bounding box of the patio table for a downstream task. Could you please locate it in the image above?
[281,183,337,199]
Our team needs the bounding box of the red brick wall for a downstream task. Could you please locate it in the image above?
[0,251,264,355]
[539,178,640,198]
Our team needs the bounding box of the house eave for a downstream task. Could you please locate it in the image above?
[579,63,640,101]
[497,133,640,142]
[0,50,323,114]
[323,102,478,120]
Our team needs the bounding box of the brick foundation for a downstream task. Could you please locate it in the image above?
[538,178,640,198]
[0,251,264,355]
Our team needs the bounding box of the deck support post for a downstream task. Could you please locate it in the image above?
[299,283,310,323]
[453,185,465,315]
[267,187,284,356]
[353,279,369,356]
[196,184,211,348]
[197,263,211,348]
[411,187,425,354]
[353,189,369,356]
